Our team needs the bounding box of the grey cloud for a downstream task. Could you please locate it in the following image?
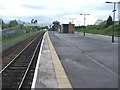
[91,3,117,11]
[21,4,46,10]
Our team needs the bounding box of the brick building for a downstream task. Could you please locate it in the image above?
[61,24,75,33]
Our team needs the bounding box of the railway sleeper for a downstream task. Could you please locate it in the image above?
[8,67,27,70]
[11,64,28,67]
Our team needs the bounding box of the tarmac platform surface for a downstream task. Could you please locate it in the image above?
[48,31,118,88]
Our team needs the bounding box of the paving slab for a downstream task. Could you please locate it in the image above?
[34,32,58,88]
[32,32,72,89]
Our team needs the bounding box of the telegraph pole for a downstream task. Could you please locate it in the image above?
[80,13,90,36]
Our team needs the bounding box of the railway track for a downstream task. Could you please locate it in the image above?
[1,31,45,89]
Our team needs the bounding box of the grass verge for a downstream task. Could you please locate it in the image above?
[2,30,41,51]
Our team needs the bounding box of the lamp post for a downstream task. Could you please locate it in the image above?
[119,1,120,25]
[80,13,90,36]
[105,1,119,42]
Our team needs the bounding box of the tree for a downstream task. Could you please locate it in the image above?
[69,22,72,24]
[106,15,113,27]
[31,19,38,23]
[34,20,37,23]
[2,19,9,29]
[31,19,34,23]
[94,19,103,25]
[9,20,18,27]
[1,19,4,25]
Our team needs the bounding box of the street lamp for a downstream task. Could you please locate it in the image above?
[105,1,120,42]
[119,1,120,25]
[80,13,90,36]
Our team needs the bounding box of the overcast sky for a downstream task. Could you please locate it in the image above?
[0,0,119,25]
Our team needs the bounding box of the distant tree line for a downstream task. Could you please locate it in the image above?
[76,15,118,29]
[2,20,18,29]
[75,15,120,37]
[2,19,49,31]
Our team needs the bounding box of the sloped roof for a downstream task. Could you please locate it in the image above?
[53,21,60,24]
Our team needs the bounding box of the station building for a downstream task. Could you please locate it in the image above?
[52,21,61,32]
[52,21,75,34]
[61,24,75,34]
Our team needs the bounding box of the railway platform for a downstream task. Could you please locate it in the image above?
[1,31,118,89]
[48,31,118,88]
[31,32,72,88]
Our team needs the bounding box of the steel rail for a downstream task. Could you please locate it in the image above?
[0,32,42,73]
[18,33,43,90]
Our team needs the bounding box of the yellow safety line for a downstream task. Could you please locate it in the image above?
[47,32,72,88]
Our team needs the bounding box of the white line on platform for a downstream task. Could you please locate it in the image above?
[85,54,120,79]
[31,32,47,89]
[58,35,119,79]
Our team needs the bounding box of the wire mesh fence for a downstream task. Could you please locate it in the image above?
[2,29,26,36]
[1,17,52,36]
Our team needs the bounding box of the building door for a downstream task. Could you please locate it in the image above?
[63,24,68,33]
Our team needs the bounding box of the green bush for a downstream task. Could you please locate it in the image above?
[21,26,31,33]
[21,26,31,30]
[75,24,120,37]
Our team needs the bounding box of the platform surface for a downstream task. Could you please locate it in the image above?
[48,31,118,88]
[32,32,72,88]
